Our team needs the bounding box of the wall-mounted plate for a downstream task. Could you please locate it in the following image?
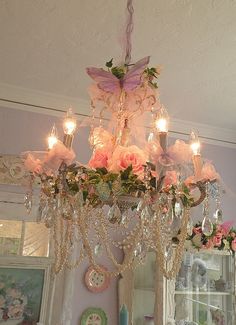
[81,307,107,325]
[85,265,110,293]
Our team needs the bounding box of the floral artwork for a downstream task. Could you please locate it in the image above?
[187,221,236,252]
[0,267,45,325]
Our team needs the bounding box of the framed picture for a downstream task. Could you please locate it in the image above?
[0,256,53,325]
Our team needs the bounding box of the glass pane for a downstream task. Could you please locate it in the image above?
[174,251,235,325]
[23,222,50,257]
[0,220,22,255]
[133,251,156,325]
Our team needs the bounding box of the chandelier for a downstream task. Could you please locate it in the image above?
[22,0,222,279]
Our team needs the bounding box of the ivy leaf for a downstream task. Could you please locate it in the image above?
[120,165,133,180]
[106,58,113,68]
[96,167,108,175]
[111,66,125,79]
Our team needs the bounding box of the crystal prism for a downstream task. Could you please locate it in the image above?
[94,243,103,257]
[108,203,122,224]
[24,192,32,213]
[141,206,152,220]
[213,208,223,224]
[202,216,213,236]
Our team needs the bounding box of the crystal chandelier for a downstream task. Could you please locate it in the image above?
[23,0,221,279]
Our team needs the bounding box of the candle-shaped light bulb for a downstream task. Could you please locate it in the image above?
[155,106,169,133]
[148,132,154,143]
[155,105,169,151]
[47,124,58,150]
[63,108,77,148]
[190,130,202,179]
[190,130,201,155]
[63,108,77,135]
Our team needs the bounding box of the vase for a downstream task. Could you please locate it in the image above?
[144,315,154,325]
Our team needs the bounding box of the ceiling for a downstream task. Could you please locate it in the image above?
[0,0,236,137]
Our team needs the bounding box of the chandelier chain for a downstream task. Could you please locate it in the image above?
[124,0,134,65]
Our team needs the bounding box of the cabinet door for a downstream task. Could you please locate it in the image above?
[119,251,164,325]
[171,250,235,325]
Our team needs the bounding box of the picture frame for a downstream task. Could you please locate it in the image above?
[0,256,53,325]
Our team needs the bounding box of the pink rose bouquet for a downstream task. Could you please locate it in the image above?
[187,220,236,252]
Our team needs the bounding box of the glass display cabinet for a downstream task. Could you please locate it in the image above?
[119,249,235,325]
[173,250,235,325]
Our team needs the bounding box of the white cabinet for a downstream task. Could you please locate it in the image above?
[119,250,236,325]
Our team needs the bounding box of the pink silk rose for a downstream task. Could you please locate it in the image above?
[108,145,147,175]
[212,233,223,247]
[203,239,214,249]
[88,149,109,169]
[231,238,236,251]
[193,226,202,235]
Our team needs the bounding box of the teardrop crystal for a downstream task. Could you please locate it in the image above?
[187,219,193,236]
[141,206,152,220]
[94,243,103,257]
[137,199,145,212]
[213,209,223,224]
[174,200,183,219]
[165,245,173,261]
[108,203,122,224]
[24,192,32,213]
[202,216,213,236]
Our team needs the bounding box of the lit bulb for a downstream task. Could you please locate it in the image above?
[190,130,201,155]
[148,132,154,143]
[155,106,169,133]
[63,108,77,135]
[47,124,58,149]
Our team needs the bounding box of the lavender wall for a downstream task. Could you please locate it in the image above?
[1,106,236,324]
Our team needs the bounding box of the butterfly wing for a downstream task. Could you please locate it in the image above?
[86,67,120,93]
[122,56,150,91]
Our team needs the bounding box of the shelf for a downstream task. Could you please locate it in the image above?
[175,290,232,295]
[134,287,155,292]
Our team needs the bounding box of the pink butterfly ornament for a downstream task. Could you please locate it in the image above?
[86,56,150,94]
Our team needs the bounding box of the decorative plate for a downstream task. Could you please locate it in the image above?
[85,265,110,293]
[81,307,107,325]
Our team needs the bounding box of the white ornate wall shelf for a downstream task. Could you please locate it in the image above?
[0,154,29,185]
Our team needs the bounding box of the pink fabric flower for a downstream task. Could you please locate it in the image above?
[212,233,223,247]
[163,170,178,187]
[231,238,236,251]
[193,227,202,235]
[108,145,147,175]
[168,140,192,164]
[88,149,109,169]
[24,153,43,174]
[220,221,234,236]
[44,141,75,171]
[89,127,114,150]
[201,161,219,181]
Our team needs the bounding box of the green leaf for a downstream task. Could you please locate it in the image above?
[111,66,125,79]
[96,167,108,175]
[120,165,133,180]
[106,58,113,68]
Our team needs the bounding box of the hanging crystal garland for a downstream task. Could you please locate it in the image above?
[22,0,222,279]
